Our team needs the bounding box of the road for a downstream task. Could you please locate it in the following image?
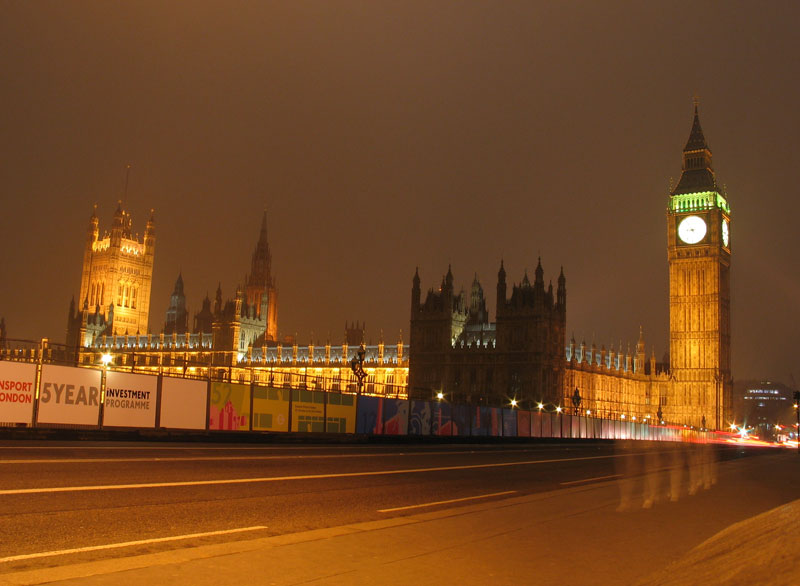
[0,440,796,584]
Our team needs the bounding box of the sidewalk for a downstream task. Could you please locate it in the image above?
[2,453,798,585]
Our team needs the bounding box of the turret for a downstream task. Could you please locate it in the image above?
[164,273,188,335]
[411,267,421,314]
[534,257,544,291]
[235,286,244,318]
[636,326,646,373]
[87,204,99,247]
[144,209,156,256]
[397,330,404,363]
[469,274,488,324]
[110,201,124,247]
[214,283,223,315]
[444,264,454,296]
[557,267,566,311]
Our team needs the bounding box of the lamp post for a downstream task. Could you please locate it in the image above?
[350,343,367,396]
[793,390,799,454]
[571,387,581,416]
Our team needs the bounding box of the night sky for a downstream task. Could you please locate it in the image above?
[1,2,798,383]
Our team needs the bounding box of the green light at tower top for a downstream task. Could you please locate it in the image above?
[669,190,731,214]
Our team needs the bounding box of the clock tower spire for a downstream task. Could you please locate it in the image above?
[666,104,732,430]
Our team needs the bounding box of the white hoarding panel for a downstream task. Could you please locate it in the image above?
[160,377,207,430]
[0,362,37,424]
[103,371,158,428]
[37,365,101,425]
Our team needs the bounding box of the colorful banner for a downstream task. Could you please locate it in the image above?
[502,409,517,437]
[209,382,250,430]
[252,386,289,432]
[409,400,432,435]
[451,404,470,437]
[517,411,531,437]
[356,396,382,434]
[291,389,325,432]
[326,392,355,433]
[160,377,207,430]
[103,371,157,428]
[382,398,408,435]
[472,407,501,436]
[432,402,452,436]
[0,361,36,424]
[37,365,101,426]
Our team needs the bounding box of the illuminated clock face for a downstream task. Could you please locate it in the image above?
[722,219,730,247]
[677,215,707,244]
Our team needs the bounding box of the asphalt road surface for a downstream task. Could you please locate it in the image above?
[0,440,787,579]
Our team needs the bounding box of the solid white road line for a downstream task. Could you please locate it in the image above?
[559,473,623,486]
[0,453,626,495]
[0,448,550,465]
[377,490,518,513]
[0,526,268,564]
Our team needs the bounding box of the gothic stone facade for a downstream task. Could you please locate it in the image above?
[66,203,156,349]
[409,260,566,407]
[408,107,732,429]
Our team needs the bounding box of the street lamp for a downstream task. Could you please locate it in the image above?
[793,390,800,455]
[350,343,367,395]
[571,387,581,416]
[101,353,113,367]
[510,399,517,408]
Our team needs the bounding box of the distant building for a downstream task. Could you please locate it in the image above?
[407,105,731,428]
[62,106,735,425]
[733,380,795,428]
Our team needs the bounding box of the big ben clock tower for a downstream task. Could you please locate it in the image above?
[667,105,732,430]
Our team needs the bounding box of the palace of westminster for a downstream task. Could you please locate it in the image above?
[56,108,732,429]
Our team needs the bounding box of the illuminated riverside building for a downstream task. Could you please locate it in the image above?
[408,106,730,428]
[61,106,731,425]
[77,333,408,397]
[67,209,408,396]
[409,264,669,421]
